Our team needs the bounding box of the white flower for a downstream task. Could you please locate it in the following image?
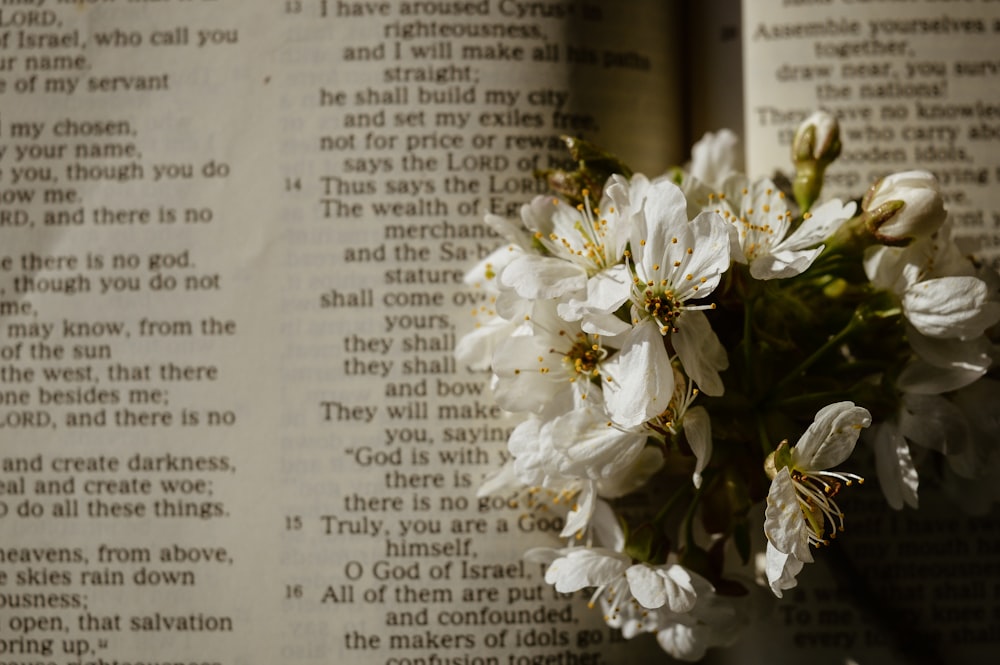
[455,214,535,370]
[540,546,631,595]
[591,181,731,427]
[626,561,698,613]
[628,182,732,335]
[707,178,855,280]
[548,406,649,483]
[897,327,992,394]
[603,363,712,488]
[493,407,662,538]
[863,170,946,244]
[865,235,1000,340]
[489,302,609,412]
[531,503,707,632]
[560,179,731,427]
[688,129,742,191]
[500,176,631,301]
[763,402,871,597]
[872,378,1000,512]
[591,323,666,427]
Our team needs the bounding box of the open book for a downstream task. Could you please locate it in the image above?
[1,0,997,663]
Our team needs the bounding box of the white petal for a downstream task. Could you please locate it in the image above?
[454,316,513,371]
[507,417,561,487]
[627,563,697,613]
[523,546,561,565]
[589,499,626,551]
[749,247,822,280]
[897,358,986,394]
[587,264,632,312]
[780,198,856,250]
[863,244,908,292]
[764,468,813,563]
[543,546,629,592]
[603,321,674,428]
[905,324,992,373]
[581,312,633,337]
[560,265,632,327]
[684,406,712,488]
[598,446,665,498]
[671,212,732,300]
[633,181,691,269]
[476,462,519,498]
[689,128,741,189]
[871,423,919,510]
[552,408,648,480]
[494,286,532,321]
[483,213,532,248]
[657,624,710,662]
[903,276,1000,339]
[490,336,566,412]
[765,540,805,598]
[792,401,871,471]
[559,481,597,537]
[899,393,967,456]
[673,310,728,396]
[500,254,587,300]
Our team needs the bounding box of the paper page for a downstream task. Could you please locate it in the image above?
[0,1,681,663]
[742,0,1000,268]
[731,2,1000,663]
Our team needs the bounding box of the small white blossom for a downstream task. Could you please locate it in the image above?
[706,178,855,280]
[688,129,742,192]
[865,234,1000,340]
[489,303,610,413]
[792,110,841,164]
[500,176,632,301]
[763,402,871,597]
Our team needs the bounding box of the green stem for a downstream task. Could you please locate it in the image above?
[681,476,708,548]
[757,414,774,458]
[652,481,691,526]
[772,310,863,396]
[771,390,859,410]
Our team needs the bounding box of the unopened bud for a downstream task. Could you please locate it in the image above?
[862,170,946,245]
[792,111,841,212]
[793,111,841,165]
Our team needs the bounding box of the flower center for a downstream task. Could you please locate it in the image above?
[791,469,863,546]
[562,334,604,378]
[643,289,683,334]
[542,192,614,273]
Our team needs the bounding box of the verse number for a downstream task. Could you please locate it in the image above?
[285,515,303,531]
[286,584,304,599]
[285,177,302,192]
[285,0,302,14]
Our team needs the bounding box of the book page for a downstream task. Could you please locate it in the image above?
[742,0,1000,268]
[734,2,1000,664]
[0,1,684,663]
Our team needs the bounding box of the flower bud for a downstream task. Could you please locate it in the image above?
[862,170,946,245]
[791,111,841,212]
[792,111,841,165]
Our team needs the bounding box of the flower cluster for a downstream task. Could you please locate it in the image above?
[457,113,1000,660]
